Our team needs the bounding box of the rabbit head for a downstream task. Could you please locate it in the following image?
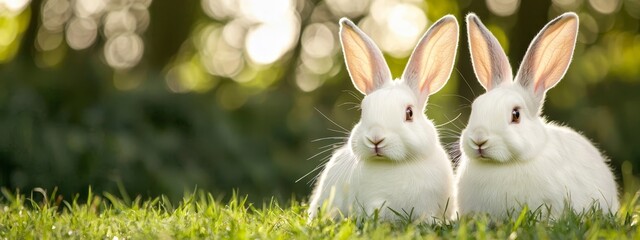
[462,13,579,163]
[338,16,459,162]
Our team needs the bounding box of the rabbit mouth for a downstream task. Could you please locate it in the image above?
[476,148,486,158]
[374,145,383,156]
[367,147,391,160]
[372,147,385,157]
[469,147,492,161]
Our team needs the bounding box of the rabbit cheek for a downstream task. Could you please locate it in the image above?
[508,121,547,161]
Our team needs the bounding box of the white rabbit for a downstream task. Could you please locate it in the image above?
[307,15,460,221]
[456,12,619,218]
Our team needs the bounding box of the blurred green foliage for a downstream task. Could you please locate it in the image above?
[0,0,639,203]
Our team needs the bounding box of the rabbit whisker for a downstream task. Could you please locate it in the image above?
[454,104,471,112]
[308,156,333,185]
[456,68,477,98]
[343,90,363,101]
[297,161,328,184]
[315,107,349,132]
[317,144,341,151]
[440,94,473,105]
[338,101,360,108]
[312,136,349,142]
[307,146,340,161]
[435,113,462,128]
[427,103,443,110]
[327,128,350,135]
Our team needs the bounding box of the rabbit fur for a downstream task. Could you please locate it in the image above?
[308,15,460,221]
[456,12,619,218]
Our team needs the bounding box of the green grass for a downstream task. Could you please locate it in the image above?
[0,188,639,239]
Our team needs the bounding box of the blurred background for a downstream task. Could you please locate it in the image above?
[0,0,639,203]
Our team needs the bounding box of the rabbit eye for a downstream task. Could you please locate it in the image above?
[511,108,520,124]
[405,107,413,122]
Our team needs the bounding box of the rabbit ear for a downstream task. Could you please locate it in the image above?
[339,18,392,95]
[402,15,459,103]
[466,13,513,91]
[515,12,578,100]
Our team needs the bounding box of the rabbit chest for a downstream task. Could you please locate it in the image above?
[351,157,452,220]
[457,156,568,217]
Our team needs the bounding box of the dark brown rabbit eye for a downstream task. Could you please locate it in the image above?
[511,108,520,124]
[405,107,413,122]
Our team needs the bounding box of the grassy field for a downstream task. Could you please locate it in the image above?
[0,188,639,239]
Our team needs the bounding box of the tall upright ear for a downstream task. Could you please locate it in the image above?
[401,15,459,103]
[466,13,513,91]
[339,18,392,95]
[515,12,578,100]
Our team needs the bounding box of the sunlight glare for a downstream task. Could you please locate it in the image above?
[245,14,299,65]
[245,24,283,65]
[368,1,427,58]
[240,0,292,23]
[0,0,30,13]
[387,4,426,39]
[201,0,238,20]
[73,0,105,18]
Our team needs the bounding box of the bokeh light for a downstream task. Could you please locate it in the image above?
[104,32,144,69]
[325,0,370,18]
[65,17,97,50]
[168,0,302,95]
[104,10,137,38]
[552,0,583,10]
[365,0,428,58]
[0,0,30,63]
[36,26,63,51]
[245,17,299,65]
[37,0,151,69]
[202,0,238,20]
[243,0,299,65]
[301,23,335,59]
[0,0,29,13]
[588,0,620,14]
[486,0,520,16]
[41,0,71,31]
[201,25,245,79]
[73,0,105,18]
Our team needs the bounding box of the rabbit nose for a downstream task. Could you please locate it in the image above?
[367,137,385,147]
[367,137,385,156]
[472,139,488,148]
[471,129,488,148]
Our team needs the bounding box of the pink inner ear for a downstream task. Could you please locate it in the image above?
[420,81,430,95]
[533,71,549,95]
[534,80,543,95]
